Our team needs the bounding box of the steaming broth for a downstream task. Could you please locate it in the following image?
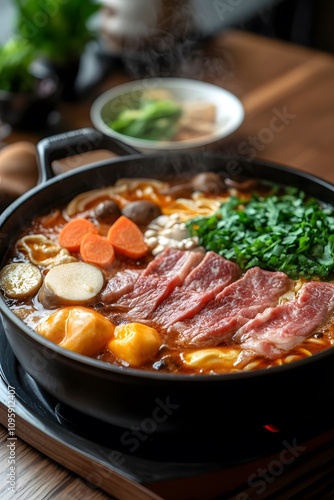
[1,173,333,375]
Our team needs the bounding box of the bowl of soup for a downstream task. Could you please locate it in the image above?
[90,78,245,153]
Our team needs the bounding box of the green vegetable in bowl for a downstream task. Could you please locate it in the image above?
[186,187,334,279]
[108,98,183,141]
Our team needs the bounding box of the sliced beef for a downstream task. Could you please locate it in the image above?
[101,269,142,303]
[113,248,203,320]
[151,251,241,327]
[172,267,292,347]
[234,281,334,358]
[141,246,196,277]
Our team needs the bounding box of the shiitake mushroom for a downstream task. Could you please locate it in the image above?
[122,200,162,226]
[191,172,226,194]
[224,178,259,191]
[161,172,226,198]
[94,200,122,225]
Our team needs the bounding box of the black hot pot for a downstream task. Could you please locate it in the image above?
[1,127,333,433]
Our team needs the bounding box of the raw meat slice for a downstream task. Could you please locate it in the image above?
[101,269,142,303]
[142,247,195,277]
[172,267,292,347]
[114,248,203,319]
[151,251,240,327]
[235,281,334,358]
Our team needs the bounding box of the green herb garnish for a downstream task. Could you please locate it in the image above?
[186,187,334,279]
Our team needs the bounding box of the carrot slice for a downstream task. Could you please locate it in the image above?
[58,218,98,252]
[107,215,148,259]
[80,233,115,269]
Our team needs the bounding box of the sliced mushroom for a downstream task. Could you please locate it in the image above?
[39,261,104,309]
[0,263,42,299]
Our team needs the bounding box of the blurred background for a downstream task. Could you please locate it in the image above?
[1,0,333,51]
[0,0,334,216]
[243,0,334,53]
[1,0,333,101]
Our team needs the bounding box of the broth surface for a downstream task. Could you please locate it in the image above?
[1,173,333,374]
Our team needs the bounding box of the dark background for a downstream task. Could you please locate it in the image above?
[242,0,334,54]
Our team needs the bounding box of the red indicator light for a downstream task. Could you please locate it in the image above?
[264,424,281,433]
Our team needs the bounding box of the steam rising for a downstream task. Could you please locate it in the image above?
[100,0,235,80]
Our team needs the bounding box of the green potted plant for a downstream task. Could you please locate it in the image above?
[0,37,60,129]
[14,0,101,100]
[0,38,36,94]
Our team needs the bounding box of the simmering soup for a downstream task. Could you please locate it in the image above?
[1,172,334,374]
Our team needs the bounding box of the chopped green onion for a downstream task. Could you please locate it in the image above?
[186,187,334,279]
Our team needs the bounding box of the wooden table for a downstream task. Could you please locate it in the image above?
[1,29,334,499]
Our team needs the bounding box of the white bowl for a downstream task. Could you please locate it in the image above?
[90,78,244,153]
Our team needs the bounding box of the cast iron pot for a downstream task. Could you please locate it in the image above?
[1,128,334,433]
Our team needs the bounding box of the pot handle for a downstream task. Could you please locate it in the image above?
[36,127,140,183]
